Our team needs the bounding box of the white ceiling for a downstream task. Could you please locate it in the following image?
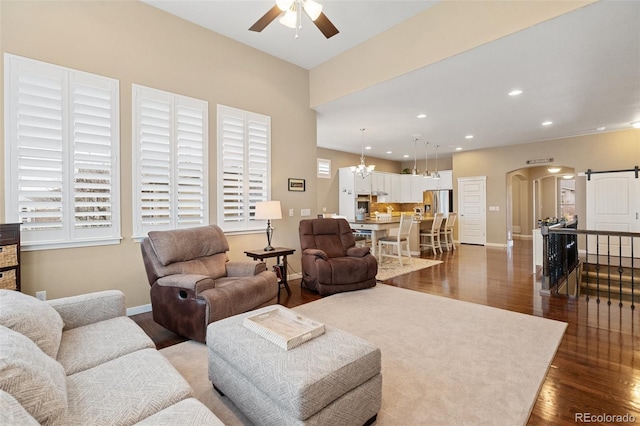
[144,0,640,162]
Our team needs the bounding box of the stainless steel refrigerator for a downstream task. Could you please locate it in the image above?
[423,190,453,216]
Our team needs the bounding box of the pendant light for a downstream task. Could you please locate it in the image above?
[351,128,375,179]
[411,137,419,175]
[432,144,440,179]
[422,141,431,178]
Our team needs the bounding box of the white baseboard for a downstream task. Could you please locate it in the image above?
[288,272,302,280]
[485,242,508,249]
[127,304,151,316]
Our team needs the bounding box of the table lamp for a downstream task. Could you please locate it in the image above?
[255,200,282,251]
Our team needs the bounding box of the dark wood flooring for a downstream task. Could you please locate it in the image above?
[131,240,640,425]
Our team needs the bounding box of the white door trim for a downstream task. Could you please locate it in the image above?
[457,176,487,245]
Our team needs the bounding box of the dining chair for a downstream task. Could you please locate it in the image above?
[440,212,457,251]
[420,212,444,255]
[377,213,414,266]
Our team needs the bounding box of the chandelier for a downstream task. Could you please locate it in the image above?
[351,128,375,179]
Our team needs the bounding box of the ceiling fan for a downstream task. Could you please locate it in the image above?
[249,0,339,39]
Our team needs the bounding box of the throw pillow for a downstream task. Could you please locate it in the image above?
[0,325,68,425]
[0,290,64,359]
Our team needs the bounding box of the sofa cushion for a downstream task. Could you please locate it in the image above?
[135,398,224,426]
[148,225,229,266]
[57,316,155,375]
[0,290,64,358]
[0,390,39,426]
[66,348,192,426]
[0,325,68,425]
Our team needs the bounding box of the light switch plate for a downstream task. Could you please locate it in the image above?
[289,209,294,217]
[301,208,311,217]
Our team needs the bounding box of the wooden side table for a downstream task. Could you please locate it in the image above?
[244,247,295,302]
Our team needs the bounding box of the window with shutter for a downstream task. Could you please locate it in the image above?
[4,54,120,249]
[317,158,331,179]
[217,105,271,232]
[132,85,208,237]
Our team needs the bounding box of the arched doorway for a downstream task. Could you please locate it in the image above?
[506,165,575,246]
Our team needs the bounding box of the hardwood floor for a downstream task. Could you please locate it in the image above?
[132,240,640,425]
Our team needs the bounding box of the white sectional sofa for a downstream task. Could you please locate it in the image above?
[0,289,223,425]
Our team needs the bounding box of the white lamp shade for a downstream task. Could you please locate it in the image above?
[255,200,282,220]
[276,0,294,11]
[303,0,323,21]
[279,9,297,28]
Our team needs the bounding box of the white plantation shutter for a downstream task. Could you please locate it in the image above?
[217,105,270,232]
[4,54,120,248]
[132,85,208,237]
[317,158,331,178]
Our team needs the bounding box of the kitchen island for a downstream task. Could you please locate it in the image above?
[349,217,421,257]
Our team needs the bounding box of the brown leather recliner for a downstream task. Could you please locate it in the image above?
[140,225,278,342]
[299,218,378,295]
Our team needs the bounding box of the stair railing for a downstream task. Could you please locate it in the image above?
[541,223,639,309]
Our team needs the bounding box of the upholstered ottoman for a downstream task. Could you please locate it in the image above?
[207,306,382,426]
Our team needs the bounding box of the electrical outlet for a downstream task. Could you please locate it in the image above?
[36,291,46,301]
[322,207,327,212]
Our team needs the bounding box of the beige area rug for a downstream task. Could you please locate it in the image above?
[160,285,567,425]
[376,257,442,281]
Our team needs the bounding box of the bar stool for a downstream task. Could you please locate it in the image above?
[420,212,444,255]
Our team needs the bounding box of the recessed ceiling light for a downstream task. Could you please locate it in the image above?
[508,89,523,96]
[403,154,409,158]
[417,114,427,119]
[456,147,463,151]
[632,121,640,129]
[465,135,473,139]
[596,126,606,131]
[386,151,392,154]
[365,146,372,150]
[542,121,553,126]
[548,167,561,173]
[562,174,575,179]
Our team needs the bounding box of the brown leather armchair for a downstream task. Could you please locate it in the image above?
[299,218,378,295]
[140,225,278,342]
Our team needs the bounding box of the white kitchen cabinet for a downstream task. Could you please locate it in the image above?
[388,173,400,202]
[399,175,423,203]
[371,172,386,195]
[354,172,371,194]
[424,170,453,190]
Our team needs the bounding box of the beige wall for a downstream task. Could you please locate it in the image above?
[453,129,640,245]
[1,1,317,307]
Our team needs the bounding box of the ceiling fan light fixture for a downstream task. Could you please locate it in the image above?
[276,0,294,11]
[303,0,323,21]
[279,8,297,28]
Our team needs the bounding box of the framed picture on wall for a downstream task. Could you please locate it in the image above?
[288,178,305,192]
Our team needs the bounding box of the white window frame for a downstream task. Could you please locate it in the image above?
[317,158,331,179]
[217,105,271,233]
[132,85,209,238]
[4,54,121,250]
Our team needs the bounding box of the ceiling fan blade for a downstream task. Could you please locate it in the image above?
[249,5,282,32]
[313,12,339,39]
